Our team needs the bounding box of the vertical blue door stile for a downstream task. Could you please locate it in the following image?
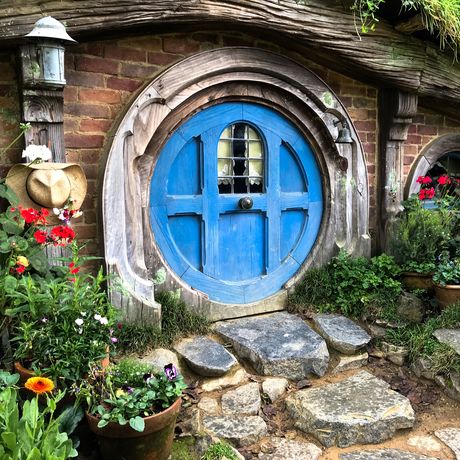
[150,102,323,304]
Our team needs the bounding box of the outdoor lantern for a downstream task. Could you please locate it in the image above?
[334,120,353,144]
[22,16,76,89]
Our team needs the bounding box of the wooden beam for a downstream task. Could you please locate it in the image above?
[0,0,459,118]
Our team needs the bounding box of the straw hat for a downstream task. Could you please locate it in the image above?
[5,163,87,211]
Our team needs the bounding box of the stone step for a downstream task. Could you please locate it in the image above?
[285,370,415,448]
[258,438,322,460]
[215,312,329,380]
[312,313,371,355]
[174,336,238,377]
[339,449,438,459]
[435,428,460,459]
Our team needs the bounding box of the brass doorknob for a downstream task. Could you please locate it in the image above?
[238,197,253,210]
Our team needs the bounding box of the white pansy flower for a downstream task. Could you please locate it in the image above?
[75,318,84,326]
[22,145,52,162]
[80,311,87,316]
[99,317,108,325]
[94,314,101,321]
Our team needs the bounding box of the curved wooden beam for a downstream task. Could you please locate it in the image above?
[0,0,459,117]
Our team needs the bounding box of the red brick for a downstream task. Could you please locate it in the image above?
[75,56,118,75]
[64,53,75,70]
[192,33,221,44]
[362,142,376,154]
[403,144,418,155]
[63,86,78,102]
[417,125,438,136]
[367,110,376,119]
[407,124,417,134]
[73,224,97,240]
[355,121,375,131]
[163,37,200,54]
[120,62,157,78]
[76,42,104,57]
[340,96,353,108]
[147,52,179,66]
[118,37,162,51]
[367,165,375,174]
[79,88,121,104]
[404,155,415,165]
[65,150,80,163]
[425,114,444,125]
[412,114,425,124]
[63,118,79,133]
[353,97,374,109]
[367,88,377,98]
[80,119,112,133]
[348,108,368,121]
[65,133,105,149]
[85,180,97,194]
[106,76,142,91]
[366,132,376,143]
[406,134,422,144]
[84,210,97,224]
[65,103,111,118]
[66,70,105,88]
[104,45,146,62]
[79,149,102,164]
[81,164,100,179]
[342,85,366,97]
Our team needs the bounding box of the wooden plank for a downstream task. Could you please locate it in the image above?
[0,0,459,117]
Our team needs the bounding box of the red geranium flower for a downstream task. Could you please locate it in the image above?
[50,225,75,246]
[20,207,48,225]
[33,230,48,244]
[16,264,25,274]
[69,262,80,275]
[416,176,432,185]
[437,175,451,186]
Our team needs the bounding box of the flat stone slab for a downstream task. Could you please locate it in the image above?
[174,336,238,377]
[435,428,460,459]
[332,352,368,374]
[201,368,248,392]
[433,329,460,355]
[313,314,371,354]
[215,312,329,379]
[258,438,322,460]
[340,449,437,459]
[285,371,415,447]
[407,435,443,453]
[139,348,181,373]
[262,377,288,402]
[221,382,261,415]
[202,415,267,447]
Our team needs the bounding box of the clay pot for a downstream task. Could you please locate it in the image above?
[86,397,182,460]
[14,361,35,384]
[401,272,433,291]
[434,283,460,309]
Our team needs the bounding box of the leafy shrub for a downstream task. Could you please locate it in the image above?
[202,441,239,460]
[288,251,401,320]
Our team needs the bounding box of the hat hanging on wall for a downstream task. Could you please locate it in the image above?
[6,162,87,213]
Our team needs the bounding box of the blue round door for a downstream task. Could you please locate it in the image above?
[150,102,322,304]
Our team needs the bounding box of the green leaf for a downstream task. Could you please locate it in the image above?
[25,447,42,460]
[3,275,18,293]
[97,419,109,428]
[2,220,23,236]
[129,416,145,432]
[57,405,84,436]
[28,250,48,274]
[0,184,19,206]
[1,432,16,451]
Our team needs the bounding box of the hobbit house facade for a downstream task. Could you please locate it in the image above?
[0,2,459,324]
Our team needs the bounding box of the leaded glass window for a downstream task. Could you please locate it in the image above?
[217,123,264,194]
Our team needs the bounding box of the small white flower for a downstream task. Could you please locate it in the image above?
[94,314,101,321]
[72,210,83,219]
[75,318,84,326]
[80,311,87,317]
[22,145,52,162]
[78,328,83,334]
[99,317,108,325]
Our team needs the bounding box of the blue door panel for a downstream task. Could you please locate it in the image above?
[280,210,306,262]
[218,212,266,281]
[168,137,201,196]
[150,101,323,304]
[169,215,202,271]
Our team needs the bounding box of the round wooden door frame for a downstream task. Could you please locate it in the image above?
[102,47,370,323]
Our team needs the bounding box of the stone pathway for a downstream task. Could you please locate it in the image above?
[140,311,460,459]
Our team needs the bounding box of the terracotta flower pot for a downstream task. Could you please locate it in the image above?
[434,283,460,309]
[86,397,181,460]
[14,361,35,384]
[402,272,433,291]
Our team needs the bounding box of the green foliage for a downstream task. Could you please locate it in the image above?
[433,256,460,285]
[110,358,156,387]
[201,441,239,460]
[350,0,460,56]
[0,380,79,459]
[386,302,460,375]
[390,200,451,273]
[288,251,402,320]
[79,360,186,432]
[117,291,210,354]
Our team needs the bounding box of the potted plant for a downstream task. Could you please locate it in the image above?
[79,358,187,460]
[433,256,460,309]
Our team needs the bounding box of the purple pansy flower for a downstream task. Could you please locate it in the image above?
[164,363,178,381]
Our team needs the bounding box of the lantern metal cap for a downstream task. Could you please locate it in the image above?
[25,16,76,43]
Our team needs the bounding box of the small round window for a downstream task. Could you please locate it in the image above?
[217,123,264,194]
[426,151,460,181]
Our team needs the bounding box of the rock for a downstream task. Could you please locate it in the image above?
[285,371,415,448]
[368,349,385,359]
[407,435,443,452]
[366,323,387,339]
[312,314,371,355]
[258,438,322,460]
[221,382,261,415]
[198,397,220,414]
[434,373,460,402]
[397,292,426,323]
[262,377,289,402]
[202,415,267,447]
[410,356,435,381]
[339,449,437,459]
[435,428,460,459]
[174,336,238,377]
[332,352,368,374]
[381,342,409,366]
[215,312,329,379]
[201,368,248,392]
[433,329,460,355]
[139,348,181,373]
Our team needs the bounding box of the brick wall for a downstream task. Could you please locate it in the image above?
[2,30,457,257]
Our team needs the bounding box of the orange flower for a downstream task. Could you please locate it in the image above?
[25,376,55,394]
